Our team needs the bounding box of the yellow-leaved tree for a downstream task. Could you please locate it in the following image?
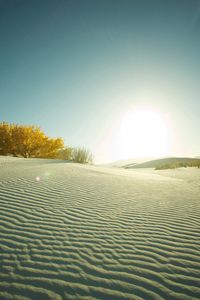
[0,122,64,158]
[0,122,13,156]
[38,137,64,159]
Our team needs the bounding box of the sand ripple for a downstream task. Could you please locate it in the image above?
[0,157,200,299]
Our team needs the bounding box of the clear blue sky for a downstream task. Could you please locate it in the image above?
[0,0,200,162]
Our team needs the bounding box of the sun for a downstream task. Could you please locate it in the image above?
[115,108,170,160]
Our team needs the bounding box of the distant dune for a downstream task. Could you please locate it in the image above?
[104,157,156,168]
[0,157,200,299]
[123,157,200,169]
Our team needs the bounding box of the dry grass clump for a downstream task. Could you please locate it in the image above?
[155,159,200,170]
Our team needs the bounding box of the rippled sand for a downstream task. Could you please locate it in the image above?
[0,157,200,300]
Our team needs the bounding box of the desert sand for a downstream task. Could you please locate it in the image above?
[0,156,200,299]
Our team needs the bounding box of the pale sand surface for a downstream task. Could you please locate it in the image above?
[0,157,200,299]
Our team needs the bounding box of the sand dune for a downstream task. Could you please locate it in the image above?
[0,157,200,299]
[123,157,200,169]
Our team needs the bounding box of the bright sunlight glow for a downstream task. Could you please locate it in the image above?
[114,108,170,160]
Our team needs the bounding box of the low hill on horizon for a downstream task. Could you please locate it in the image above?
[123,157,200,169]
[102,157,156,168]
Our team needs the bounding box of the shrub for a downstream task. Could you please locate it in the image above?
[72,147,93,164]
[155,160,200,170]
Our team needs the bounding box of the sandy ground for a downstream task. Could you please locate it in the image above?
[0,157,200,300]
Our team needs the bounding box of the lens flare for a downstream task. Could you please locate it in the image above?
[36,176,40,182]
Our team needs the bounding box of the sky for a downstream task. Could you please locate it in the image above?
[0,0,200,163]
